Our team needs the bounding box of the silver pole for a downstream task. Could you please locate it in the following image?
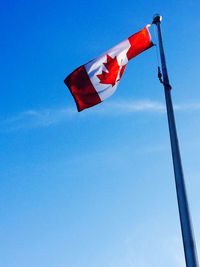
[152,14,199,267]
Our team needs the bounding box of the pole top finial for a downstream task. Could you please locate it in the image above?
[152,14,162,24]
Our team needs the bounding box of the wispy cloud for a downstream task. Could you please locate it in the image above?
[174,103,200,111]
[99,100,166,114]
[0,107,76,132]
[1,99,200,132]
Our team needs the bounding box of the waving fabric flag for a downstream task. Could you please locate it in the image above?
[64,25,153,111]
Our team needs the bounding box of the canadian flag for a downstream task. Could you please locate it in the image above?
[64,26,153,111]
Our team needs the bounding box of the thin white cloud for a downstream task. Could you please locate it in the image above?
[1,99,200,132]
[0,107,76,132]
[174,103,200,111]
[99,100,166,114]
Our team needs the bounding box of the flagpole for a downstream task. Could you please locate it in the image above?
[152,14,199,267]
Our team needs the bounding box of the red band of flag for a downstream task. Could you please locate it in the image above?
[64,65,101,111]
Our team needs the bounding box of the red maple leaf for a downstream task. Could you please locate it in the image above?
[97,55,126,87]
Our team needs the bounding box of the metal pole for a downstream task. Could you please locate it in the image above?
[152,14,199,267]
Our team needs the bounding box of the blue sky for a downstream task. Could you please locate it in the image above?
[1,1,200,267]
